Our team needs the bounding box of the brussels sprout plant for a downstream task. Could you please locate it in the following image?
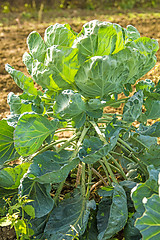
[0,20,160,239]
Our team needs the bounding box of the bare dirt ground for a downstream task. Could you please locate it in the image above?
[0,8,160,120]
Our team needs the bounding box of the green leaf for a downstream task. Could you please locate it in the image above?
[5,64,37,95]
[27,31,47,62]
[97,184,128,240]
[131,165,159,216]
[125,25,140,42]
[27,151,79,184]
[30,215,48,238]
[14,219,27,235]
[0,120,19,165]
[138,144,160,168]
[79,136,118,164]
[23,205,35,218]
[44,23,76,47]
[7,92,32,115]
[138,121,160,137]
[73,21,124,63]
[0,162,30,189]
[14,114,58,156]
[75,34,158,98]
[123,91,143,122]
[124,212,142,240]
[136,79,155,93]
[105,118,123,141]
[72,112,86,128]
[44,191,96,239]
[45,45,79,85]
[28,57,73,92]
[19,177,54,218]
[135,194,160,240]
[54,90,85,118]
[144,98,160,119]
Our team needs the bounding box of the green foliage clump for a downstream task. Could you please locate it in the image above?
[0,20,160,239]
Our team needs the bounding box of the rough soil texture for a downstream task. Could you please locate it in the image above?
[0,8,160,240]
[0,9,160,120]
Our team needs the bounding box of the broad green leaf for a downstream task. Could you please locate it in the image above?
[128,133,157,152]
[44,23,76,47]
[27,31,47,62]
[128,37,159,56]
[72,20,99,63]
[19,177,54,218]
[29,58,73,92]
[124,25,140,42]
[138,121,160,137]
[73,21,124,63]
[138,144,160,168]
[23,52,33,75]
[75,44,156,98]
[44,45,79,85]
[7,92,32,115]
[0,162,30,189]
[5,64,37,96]
[124,212,142,240]
[80,208,99,240]
[54,90,85,118]
[123,91,143,122]
[105,118,123,141]
[131,165,159,215]
[27,151,79,184]
[97,184,128,240]
[144,98,160,119]
[86,99,106,110]
[75,33,158,99]
[79,136,118,164]
[44,191,96,239]
[14,114,58,156]
[72,112,86,128]
[30,215,48,238]
[96,23,124,56]
[23,205,35,218]
[0,120,19,165]
[135,194,160,240]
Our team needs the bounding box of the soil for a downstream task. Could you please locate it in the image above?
[0,7,160,240]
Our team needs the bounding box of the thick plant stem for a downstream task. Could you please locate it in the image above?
[81,162,86,198]
[54,180,65,206]
[91,167,108,187]
[102,156,118,183]
[116,142,148,175]
[130,135,148,149]
[86,164,92,198]
[118,137,135,152]
[57,132,81,153]
[110,151,135,163]
[30,132,81,161]
[71,126,89,160]
[75,163,82,188]
[90,121,126,180]
[99,160,111,185]
[107,153,127,179]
